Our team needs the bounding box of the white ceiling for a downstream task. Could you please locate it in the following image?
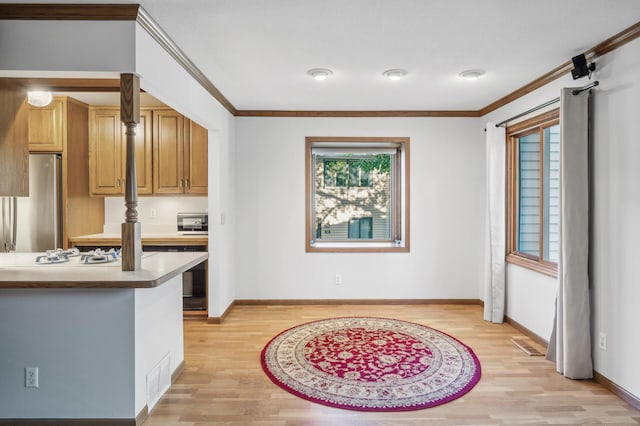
[7,0,640,111]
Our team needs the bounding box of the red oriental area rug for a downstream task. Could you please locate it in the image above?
[260,317,481,412]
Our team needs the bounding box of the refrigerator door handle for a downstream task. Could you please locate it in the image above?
[10,197,17,252]
[1,197,9,252]
[1,198,4,251]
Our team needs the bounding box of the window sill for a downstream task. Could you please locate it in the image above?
[307,241,409,253]
[506,253,558,278]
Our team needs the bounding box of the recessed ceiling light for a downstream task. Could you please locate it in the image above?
[382,69,408,81]
[307,68,333,81]
[458,69,486,81]
[27,90,53,107]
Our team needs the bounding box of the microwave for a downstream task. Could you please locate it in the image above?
[177,213,208,234]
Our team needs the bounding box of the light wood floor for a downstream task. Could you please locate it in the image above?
[146,304,639,425]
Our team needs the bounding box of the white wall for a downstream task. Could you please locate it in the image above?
[134,275,184,415]
[505,265,557,339]
[234,117,485,300]
[0,20,135,73]
[134,24,237,318]
[0,280,185,419]
[206,127,236,316]
[0,289,135,418]
[589,39,640,398]
[483,39,640,399]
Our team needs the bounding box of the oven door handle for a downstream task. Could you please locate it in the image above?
[1,198,5,252]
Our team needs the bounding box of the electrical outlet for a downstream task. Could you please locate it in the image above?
[25,367,38,388]
[150,208,157,218]
[335,274,342,286]
[598,332,607,351]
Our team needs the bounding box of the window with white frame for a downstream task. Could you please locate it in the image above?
[305,137,409,252]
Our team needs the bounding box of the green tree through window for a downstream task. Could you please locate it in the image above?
[323,155,389,188]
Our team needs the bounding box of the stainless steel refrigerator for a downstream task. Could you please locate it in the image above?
[1,154,62,252]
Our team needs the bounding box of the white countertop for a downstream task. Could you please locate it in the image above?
[0,251,208,288]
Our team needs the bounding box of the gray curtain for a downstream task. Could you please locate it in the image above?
[484,122,506,323]
[546,88,593,379]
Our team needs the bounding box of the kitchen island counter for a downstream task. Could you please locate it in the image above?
[0,251,208,288]
[0,251,205,423]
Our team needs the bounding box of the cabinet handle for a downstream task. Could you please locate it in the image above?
[186,179,190,189]
[179,179,183,188]
[117,178,121,187]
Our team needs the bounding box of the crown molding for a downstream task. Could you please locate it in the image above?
[235,110,480,118]
[0,3,139,20]
[135,6,237,116]
[588,20,640,58]
[2,4,639,118]
[479,20,640,116]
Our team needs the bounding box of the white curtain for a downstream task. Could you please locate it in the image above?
[546,88,593,379]
[484,122,506,323]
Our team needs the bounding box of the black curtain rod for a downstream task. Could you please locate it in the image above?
[572,80,599,95]
[494,80,600,128]
[494,97,559,128]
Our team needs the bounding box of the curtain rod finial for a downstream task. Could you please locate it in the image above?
[572,80,599,95]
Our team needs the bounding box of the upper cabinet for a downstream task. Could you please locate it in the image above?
[0,78,29,196]
[89,108,123,195]
[28,98,64,152]
[153,109,184,194]
[185,119,209,195]
[89,107,152,196]
[89,106,206,196]
[153,108,208,195]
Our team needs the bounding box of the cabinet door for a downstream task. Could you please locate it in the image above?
[185,120,208,195]
[153,109,184,194]
[28,98,64,152]
[0,78,29,196]
[125,109,153,195]
[89,108,123,195]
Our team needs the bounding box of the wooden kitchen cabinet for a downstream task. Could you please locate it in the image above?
[153,109,184,194]
[0,78,29,196]
[153,109,207,195]
[88,106,206,196]
[64,99,106,248]
[28,97,64,152]
[89,108,122,195]
[89,107,153,196]
[185,119,208,195]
